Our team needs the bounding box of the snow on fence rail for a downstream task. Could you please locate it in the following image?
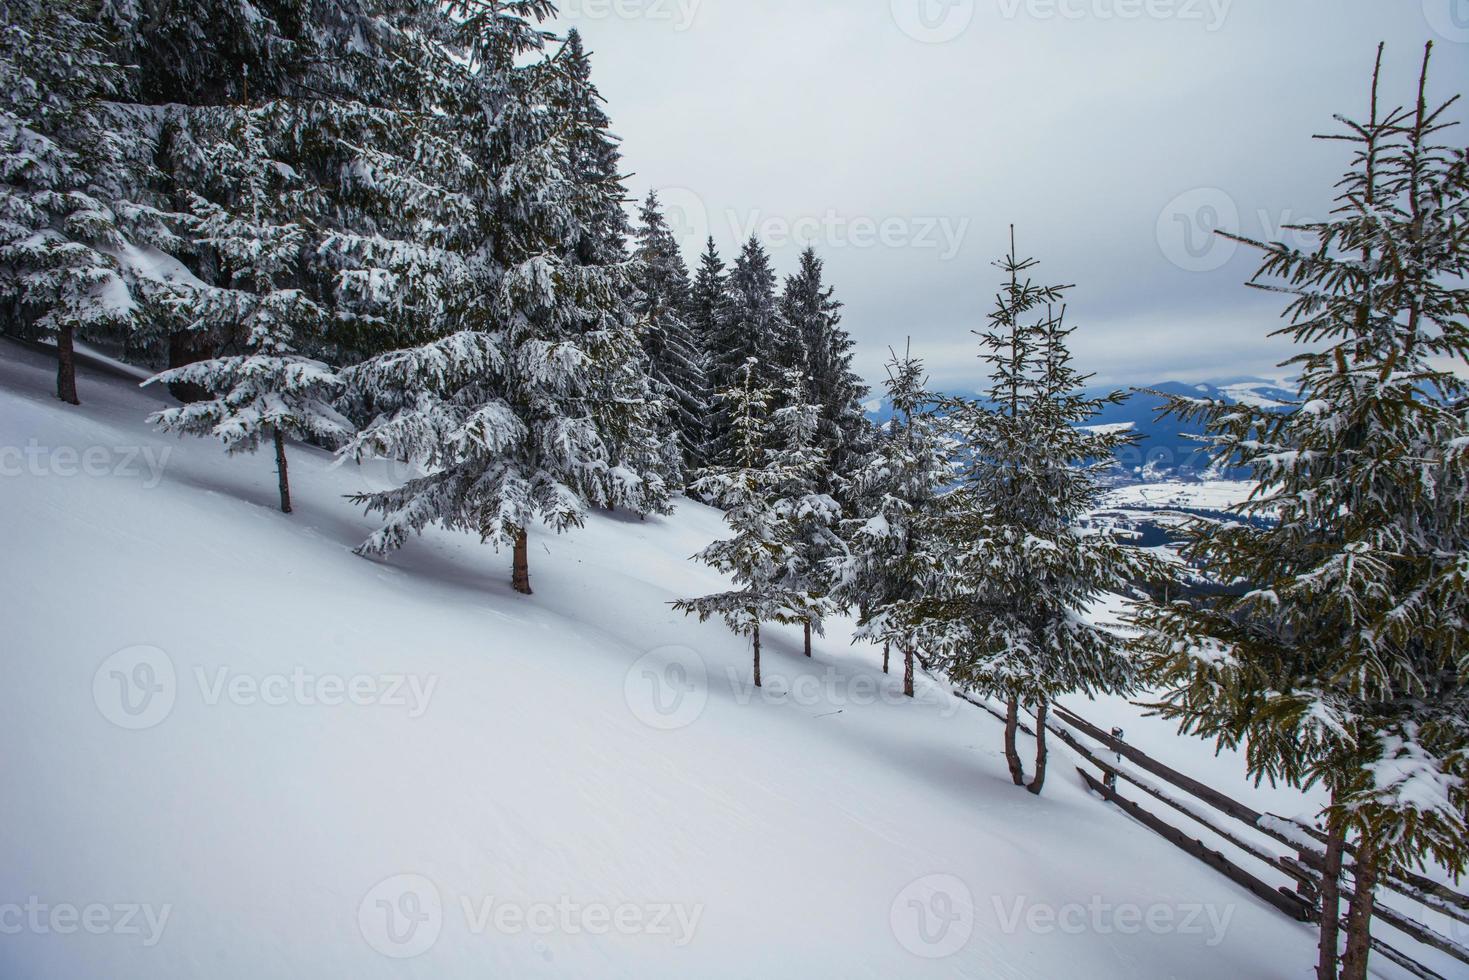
[950,690,1469,979]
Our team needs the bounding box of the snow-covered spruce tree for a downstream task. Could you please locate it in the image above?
[341,2,665,595]
[1129,45,1468,980]
[780,246,871,496]
[632,191,708,478]
[97,0,487,382]
[675,359,824,688]
[144,102,351,514]
[542,27,675,515]
[890,232,1162,794]
[102,0,324,390]
[769,372,843,659]
[0,0,140,404]
[553,28,630,268]
[706,237,786,466]
[687,235,728,477]
[834,347,952,691]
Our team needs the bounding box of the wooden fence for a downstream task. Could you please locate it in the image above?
[954,691,1469,980]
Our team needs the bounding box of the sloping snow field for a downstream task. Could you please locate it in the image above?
[0,340,1432,978]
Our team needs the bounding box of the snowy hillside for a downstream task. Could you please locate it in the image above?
[0,341,1423,979]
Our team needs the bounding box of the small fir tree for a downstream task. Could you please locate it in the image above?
[834,346,953,689]
[675,359,824,687]
[890,232,1161,793]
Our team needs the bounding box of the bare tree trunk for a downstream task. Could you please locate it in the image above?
[56,323,79,405]
[752,622,762,689]
[1316,820,1345,980]
[883,643,890,674]
[512,530,532,595]
[273,428,292,514]
[1339,836,1379,980]
[1027,699,1049,795]
[803,620,812,658]
[1004,696,1025,786]
[903,647,914,698]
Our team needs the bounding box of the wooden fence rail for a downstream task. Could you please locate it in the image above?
[947,689,1469,978]
[1043,703,1469,976]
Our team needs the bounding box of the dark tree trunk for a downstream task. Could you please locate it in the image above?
[903,647,914,698]
[1004,696,1025,786]
[512,530,532,595]
[1339,836,1379,980]
[166,330,215,403]
[803,620,812,658]
[273,427,292,514]
[1317,821,1345,980]
[56,323,79,405]
[1027,699,1049,795]
[883,643,890,674]
[752,622,762,689]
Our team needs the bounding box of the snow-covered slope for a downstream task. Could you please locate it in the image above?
[0,340,1391,979]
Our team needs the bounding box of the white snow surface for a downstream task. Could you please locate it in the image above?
[0,341,1429,979]
[1101,480,1258,512]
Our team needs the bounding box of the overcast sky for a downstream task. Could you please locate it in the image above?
[545,1,1469,393]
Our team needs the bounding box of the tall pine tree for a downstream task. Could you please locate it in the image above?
[769,371,843,659]
[144,101,351,513]
[341,2,664,594]
[835,347,952,689]
[0,0,144,404]
[890,232,1161,793]
[1129,46,1468,980]
[706,236,783,466]
[780,246,870,496]
[632,190,707,481]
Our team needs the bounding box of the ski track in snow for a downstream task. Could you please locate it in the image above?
[0,340,1437,979]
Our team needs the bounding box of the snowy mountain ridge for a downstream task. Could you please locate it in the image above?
[866,377,1299,483]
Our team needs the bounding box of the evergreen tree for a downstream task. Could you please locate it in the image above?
[675,359,823,687]
[689,236,726,345]
[341,1,665,595]
[687,235,727,475]
[769,372,843,659]
[780,246,871,494]
[890,232,1161,793]
[706,236,784,465]
[144,101,351,513]
[544,27,674,514]
[553,28,630,267]
[834,347,952,689]
[632,191,707,480]
[0,0,142,404]
[1130,45,1468,980]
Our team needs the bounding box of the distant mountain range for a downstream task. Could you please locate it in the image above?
[865,377,1298,483]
